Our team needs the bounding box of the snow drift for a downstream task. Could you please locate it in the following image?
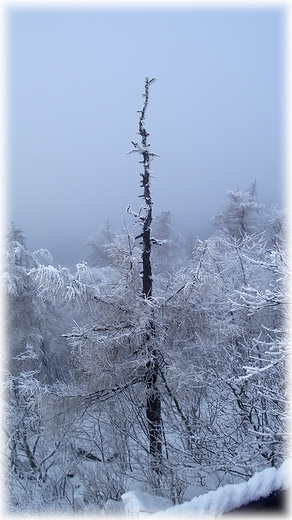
[121,459,290,517]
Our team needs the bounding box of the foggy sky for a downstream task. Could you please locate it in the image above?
[7,7,284,269]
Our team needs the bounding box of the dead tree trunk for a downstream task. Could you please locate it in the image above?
[127,77,162,473]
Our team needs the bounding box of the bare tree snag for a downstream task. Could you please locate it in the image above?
[127,77,162,473]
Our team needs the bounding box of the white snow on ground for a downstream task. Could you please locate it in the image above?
[121,459,290,517]
[122,490,173,514]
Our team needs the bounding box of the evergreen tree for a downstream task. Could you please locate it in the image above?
[86,220,115,267]
[3,223,71,382]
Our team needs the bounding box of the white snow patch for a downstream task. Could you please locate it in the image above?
[121,490,173,514]
[103,498,125,515]
[121,459,290,517]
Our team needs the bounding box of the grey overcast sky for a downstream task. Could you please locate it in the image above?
[7,6,284,269]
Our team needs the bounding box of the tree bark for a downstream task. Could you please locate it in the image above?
[128,77,162,472]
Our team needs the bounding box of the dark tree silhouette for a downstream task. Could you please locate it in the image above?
[127,77,162,472]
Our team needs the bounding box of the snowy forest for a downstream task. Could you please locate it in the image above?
[2,78,290,515]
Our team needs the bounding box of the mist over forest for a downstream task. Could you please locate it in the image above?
[8,8,283,270]
[4,7,288,516]
[3,77,289,516]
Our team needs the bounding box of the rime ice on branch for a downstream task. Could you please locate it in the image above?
[127,76,159,300]
[127,77,162,473]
